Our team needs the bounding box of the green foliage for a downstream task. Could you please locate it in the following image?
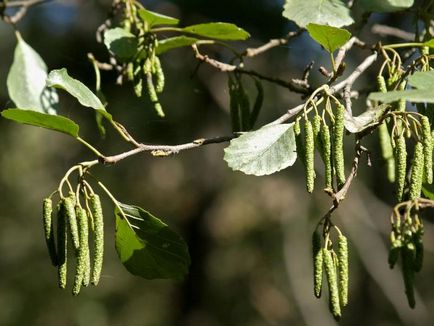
[359,0,414,12]
[7,34,58,114]
[103,27,138,61]
[183,22,250,40]
[115,203,190,280]
[138,8,179,27]
[47,68,111,119]
[224,124,297,176]
[306,24,351,54]
[156,36,199,54]
[283,0,353,28]
[1,109,79,138]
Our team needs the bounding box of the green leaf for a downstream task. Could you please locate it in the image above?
[283,0,354,28]
[103,28,138,61]
[115,203,190,280]
[307,24,351,53]
[156,36,199,55]
[369,71,434,103]
[138,8,179,28]
[224,124,297,176]
[358,0,414,12]
[1,109,79,137]
[7,35,58,114]
[423,39,434,48]
[46,68,112,120]
[183,23,250,40]
[407,70,434,90]
[369,89,434,103]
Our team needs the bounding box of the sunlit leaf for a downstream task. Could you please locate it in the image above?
[156,36,199,54]
[138,8,179,27]
[1,109,79,137]
[307,24,351,53]
[46,68,112,120]
[7,35,58,114]
[358,0,414,12]
[183,22,250,40]
[115,203,190,280]
[344,104,389,133]
[283,0,354,28]
[224,124,297,176]
[103,28,138,61]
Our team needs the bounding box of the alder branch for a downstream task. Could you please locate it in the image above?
[242,29,304,58]
[101,135,235,164]
[268,52,378,125]
[1,0,53,24]
[192,44,311,94]
[371,24,415,41]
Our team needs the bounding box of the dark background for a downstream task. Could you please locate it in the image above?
[0,1,432,325]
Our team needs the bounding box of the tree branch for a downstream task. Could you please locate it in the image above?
[192,44,311,94]
[242,29,304,58]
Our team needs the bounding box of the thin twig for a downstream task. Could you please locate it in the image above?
[101,135,235,164]
[372,24,415,41]
[243,29,304,58]
[192,44,311,94]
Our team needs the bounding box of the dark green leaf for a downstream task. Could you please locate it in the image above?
[138,8,179,27]
[103,28,138,61]
[115,203,190,280]
[224,123,297,176]
[358,0,414,12]
[307,24,351,53]
[283,0,354,28]
[156,36,199,54]
[1,109,79,137]
[46,69,112,120]
[183,23,250,40]
[7,35,58,114]
[423,184,434,199]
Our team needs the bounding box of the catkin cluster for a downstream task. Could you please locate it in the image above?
[376,76,433,201]
[42,192,104,296]
[295,102,345,194]
[388,206,424,308]
[312,229,349,320]
[126,33,166,117]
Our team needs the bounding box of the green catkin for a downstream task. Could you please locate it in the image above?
[146,72,165,117]
[90,194,104,286]
[320,123,333,190]
[72,206,90,296]
[379,123,396,183]
[409,142,424,200]
[323,248,341,320]
[312,231,323,298]
[312,115,322,147]
[57,202,68,289]
[401,242,416,308]
[337,235,349,307]
[394,135,407,202]
[152,56,165,93]
[43,198,58,266]
[421,116,433,184]
[133,76,143,97]
[294,119,306,167]
[64,194,80,251]
[333,105,346,189]
[305,119,315,193]
[377,75,387,93]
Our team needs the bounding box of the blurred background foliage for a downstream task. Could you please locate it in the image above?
[0,0,433,325]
